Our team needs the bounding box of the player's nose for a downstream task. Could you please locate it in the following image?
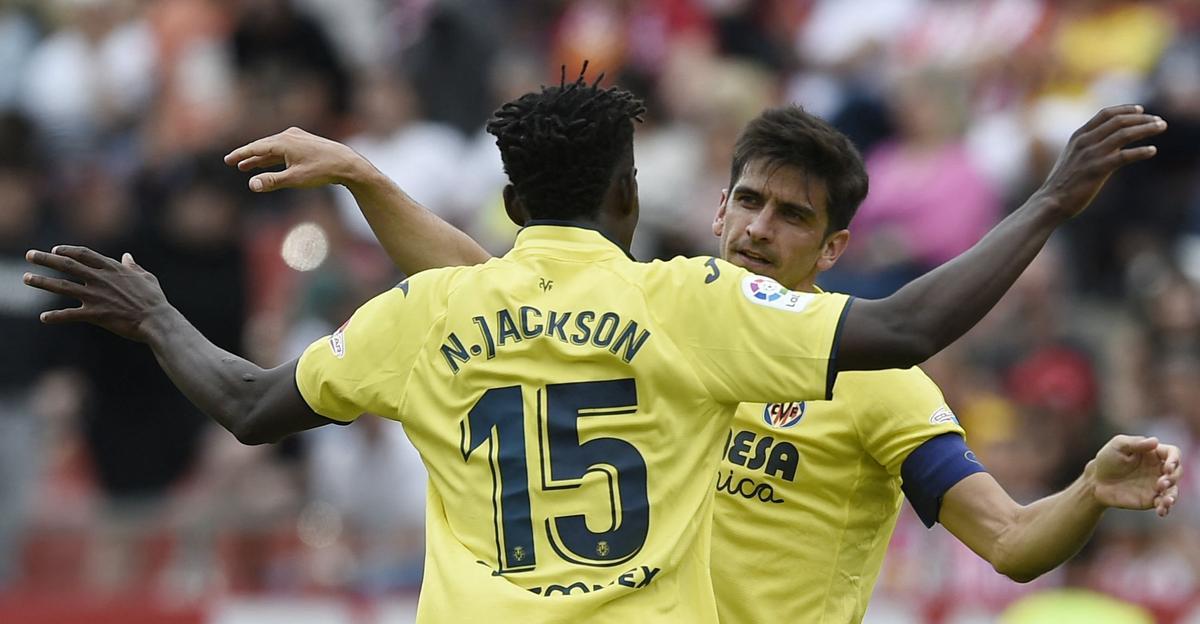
[745,208,774,242]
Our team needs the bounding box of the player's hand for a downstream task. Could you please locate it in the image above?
[1034,104,1166,221]
[23,246,169,343]
[1090,435,1182,517]
[224,127,371,193]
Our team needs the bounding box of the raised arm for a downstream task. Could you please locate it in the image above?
[224,128,493,274]
[940,435,1182,583]
[837,105,1167,371]
[23,246,329,445]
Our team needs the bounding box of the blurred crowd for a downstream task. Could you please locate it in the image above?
[1,0,1199,621]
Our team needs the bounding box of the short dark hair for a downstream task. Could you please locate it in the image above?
[486,65,646,220]
[729,106,868,233]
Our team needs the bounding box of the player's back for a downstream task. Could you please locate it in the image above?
[296,225,850,622]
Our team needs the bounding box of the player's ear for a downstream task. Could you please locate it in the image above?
[617,167,637,216]
[713,190,729,238]
[503,185,528,227]
[815,229,850,272]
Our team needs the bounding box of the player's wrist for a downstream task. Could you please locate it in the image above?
[1022,191,1073,227]
[337,150,381,189]
[1079,459,1110,512]
[139,303,185,346]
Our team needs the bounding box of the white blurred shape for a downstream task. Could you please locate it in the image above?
[966,109,1032,194]
[375,598,419,624]
[209,598,353,624]
[297,500,343,549]
[281,222,330,272]
[798,0,923,67]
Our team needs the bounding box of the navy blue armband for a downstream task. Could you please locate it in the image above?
[901,433,986,528]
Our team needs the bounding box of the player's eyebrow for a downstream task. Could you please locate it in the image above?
[733,183,815,219]
[730,183,762,199]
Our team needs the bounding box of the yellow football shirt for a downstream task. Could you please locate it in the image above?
[711,364,967,624]
[294,225,851,623]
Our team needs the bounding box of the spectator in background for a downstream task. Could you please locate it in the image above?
[401,1,498,135]
[333,69,463,243]
[1048,347,1200,622]
[0,114,59,588]
[823,69,1001,297]
[0,3,41,111]
[306,415,426,591]
[19,0,156,158]
[231,0,349,137]
[52,157,248,590]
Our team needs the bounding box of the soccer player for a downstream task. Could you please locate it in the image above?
[27,77,1173,623]
[228,101,1183,622]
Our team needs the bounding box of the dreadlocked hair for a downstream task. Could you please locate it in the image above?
[486,62,646,221]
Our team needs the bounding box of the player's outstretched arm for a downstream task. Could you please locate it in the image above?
[836,105,1166,372]
[23,246,330,445]
[939,435,1182,583]
[224,128,493,274]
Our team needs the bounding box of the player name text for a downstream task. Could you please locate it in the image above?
[441,307,652,373]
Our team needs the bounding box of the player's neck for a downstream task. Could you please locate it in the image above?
[791,272,819,293]
[527,216,635,255]
[577,213,635,253]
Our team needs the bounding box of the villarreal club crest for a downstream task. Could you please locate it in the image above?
[763,401,805,429]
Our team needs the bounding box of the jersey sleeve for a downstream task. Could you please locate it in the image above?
[854,366,966,475]
[657,257,852,405]
[851,366,986,525]
[295,280,434,423]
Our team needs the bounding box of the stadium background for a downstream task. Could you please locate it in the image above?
[0,0,1197,622]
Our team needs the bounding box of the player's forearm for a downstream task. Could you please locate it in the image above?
[840,195,1065,370]
[343,164,493,274]
[140,304,294,444]
[989,464,1107,582]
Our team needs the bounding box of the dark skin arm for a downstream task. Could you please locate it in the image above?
[23,247,328,444]
[226,107,1166,374]
[835,104,1166,371]
[29,107,1159,447]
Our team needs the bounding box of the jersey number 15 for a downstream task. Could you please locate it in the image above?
[460,379,649,573]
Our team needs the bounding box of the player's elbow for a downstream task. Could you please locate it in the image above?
[993,561,1043,584]
[232,424,276,446]
[989,545,1046,584]
[230,407,281,446]
[230,420,269,445]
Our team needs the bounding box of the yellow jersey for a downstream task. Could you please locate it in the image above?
[295,225,851,623]
[711,364,969,624]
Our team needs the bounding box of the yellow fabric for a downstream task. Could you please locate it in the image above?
[1055,5,1173,78]
[711,364,966,624]
[1000,589,1154,624]
[296,225,849,623]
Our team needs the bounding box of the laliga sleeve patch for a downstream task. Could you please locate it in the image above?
[929,405,960,426]
[741,275,817,312]
[329,319,350,359]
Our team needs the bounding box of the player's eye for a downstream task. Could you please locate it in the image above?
[736,193,762,209]
[782,210,807,223]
